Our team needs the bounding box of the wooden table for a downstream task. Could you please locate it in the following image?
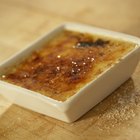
[0,0,140,139]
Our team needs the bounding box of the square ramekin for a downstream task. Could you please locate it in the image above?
[0,23,140,123]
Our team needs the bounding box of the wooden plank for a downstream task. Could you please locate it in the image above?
[0,0,140,139]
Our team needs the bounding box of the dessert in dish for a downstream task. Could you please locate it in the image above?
[0,30,136,101]
[0,23,140,123]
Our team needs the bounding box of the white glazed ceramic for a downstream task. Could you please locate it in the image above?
[0,23,140,123]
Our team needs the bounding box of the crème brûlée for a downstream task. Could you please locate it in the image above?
[0,30,136,101]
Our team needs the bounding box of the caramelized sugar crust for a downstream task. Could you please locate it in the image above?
[0,30,135,101]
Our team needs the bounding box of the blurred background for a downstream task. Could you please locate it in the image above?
[0,0,140,62]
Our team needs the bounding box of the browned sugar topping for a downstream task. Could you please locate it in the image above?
[0,30,135,101]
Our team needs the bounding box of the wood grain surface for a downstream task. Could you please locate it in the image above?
[0,0,140,139]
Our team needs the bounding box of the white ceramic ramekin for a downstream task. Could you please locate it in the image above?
[0,23,140,123]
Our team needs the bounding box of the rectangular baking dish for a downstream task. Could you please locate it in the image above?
[0,23,140,123]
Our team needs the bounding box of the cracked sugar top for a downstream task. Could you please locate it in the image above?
[0,30,136,101]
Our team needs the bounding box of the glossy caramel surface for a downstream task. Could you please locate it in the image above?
[0,30,136,101]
